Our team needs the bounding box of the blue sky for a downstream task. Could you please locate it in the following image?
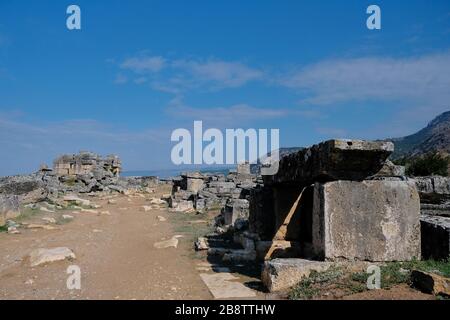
[0,0,449,175]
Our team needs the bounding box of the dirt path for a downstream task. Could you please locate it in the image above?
[0,186,214,300]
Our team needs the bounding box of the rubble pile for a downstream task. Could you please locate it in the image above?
[0,152,160,226]
[169,165,258,232]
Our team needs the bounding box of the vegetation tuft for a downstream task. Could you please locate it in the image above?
[394,153,449,177]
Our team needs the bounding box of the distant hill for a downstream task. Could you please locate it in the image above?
[390,111,450,159]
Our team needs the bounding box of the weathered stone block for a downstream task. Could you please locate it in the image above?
[415,176,450,195]
[0,195,20,227]
[263,139,393,185]
[420,215,450,260]
[375,160,406,177]
[262,258,332,292]
[187,178,204,193]
[223,199,249,225]
[312,180,421,261]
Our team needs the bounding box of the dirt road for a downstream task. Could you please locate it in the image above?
[0,186,216,300]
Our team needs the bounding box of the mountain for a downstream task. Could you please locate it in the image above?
[391,111,450,159]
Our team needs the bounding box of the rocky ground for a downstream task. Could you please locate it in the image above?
[0,183,444,300]
[0,184,264,300]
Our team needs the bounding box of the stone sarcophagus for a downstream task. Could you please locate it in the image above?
[251,139,421,262]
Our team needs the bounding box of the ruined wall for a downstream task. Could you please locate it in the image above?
[53,152,121,177]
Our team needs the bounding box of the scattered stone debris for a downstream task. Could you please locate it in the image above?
[7,226,20,234]
[26,224,58,230]
[42,217,56,224]
[142,205,153,212]
[38,206,55,213]
[80,208,99,214]
[28,247,76,267]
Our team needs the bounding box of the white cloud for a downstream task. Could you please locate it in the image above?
[172,59,263,88]
[120,56,166,73]
[118,55,263,92]
[166,99,291,127]
[280,52,450,106]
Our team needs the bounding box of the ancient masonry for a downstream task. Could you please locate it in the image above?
[53,151,122,177]
[173,139,450,292]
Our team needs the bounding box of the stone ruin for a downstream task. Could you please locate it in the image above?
[176,139,450,292]
[169,163,257,224]
[0,152,159,227]
[252,139,421,262]
[53,151,121,178]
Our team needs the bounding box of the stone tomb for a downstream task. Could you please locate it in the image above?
[252,139,421,262]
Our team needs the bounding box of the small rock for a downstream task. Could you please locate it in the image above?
[42,217,57,224]
[80,209,99,214]
[411,270,450,296]
[107,199,117,205]
[63,195,91,207]
[7,226,20,234]
[28,247,75,267]
[142,206,152,212]
[156,216,167,222]
[39,206,55,213]
[154,235,183,249]
[99,210,111,216]
[150,198,166,205]
[62,214,74,220]
[27,224,57,230]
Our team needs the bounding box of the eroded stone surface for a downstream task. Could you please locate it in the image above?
[263,139,394,185]
[262,258,332,292]
[312,180,421,261]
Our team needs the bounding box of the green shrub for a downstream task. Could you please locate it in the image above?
[401,153,449,177]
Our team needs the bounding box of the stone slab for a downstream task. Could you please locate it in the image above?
[199,273,257,299]
[263,139,393,185]
[261,258,332,292]
[312,180,421,261]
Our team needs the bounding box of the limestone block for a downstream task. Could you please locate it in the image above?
[223,199,249,225]
[262,258,332,292]
[312,180,421,261]
[187,178,204,193]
